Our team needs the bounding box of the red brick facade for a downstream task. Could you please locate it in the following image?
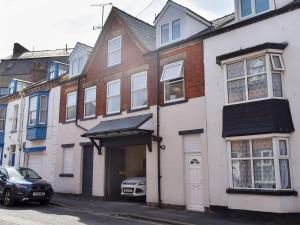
[59,13,205,123]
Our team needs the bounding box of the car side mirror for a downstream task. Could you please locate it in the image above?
[0,173,7,181]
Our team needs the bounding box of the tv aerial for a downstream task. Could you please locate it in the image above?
[91,2,113,30]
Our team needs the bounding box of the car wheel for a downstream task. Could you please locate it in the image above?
[40,200,50,206]
[4,190,14,207]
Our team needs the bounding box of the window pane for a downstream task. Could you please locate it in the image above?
[271,55,283,69]
[227,61,244,80]
[67,106,76,120]
[227,79,246,103]
[0,108,5,120]
[247,74,268,100]
[246,56,266,75]
[107,96,120,113]
[161,62,183,81]
[165,79,184,101]
[40,96,47,109]
[241,0,252,17]
[231,140,250,158]
[172,19,181,40]
[85,88,96,103]
[132,89,147,108]
[39,110,46,124]
[254,159,276,188]
[109,38,121,52]
[108,81,120,97]
[0,120,4,132]
[279,140,288,156]
[29,111,36,125]
[30,96,38,111]
[232,160,252,188]
[161,23,169,44]
[272,73,283,98]
[85,102,96,117]
[108,50,121,66]
[132,74,147,90]
[67,93,76,107]
[279,159,291,189]
[255,0,270,14]
[252,139,273,157]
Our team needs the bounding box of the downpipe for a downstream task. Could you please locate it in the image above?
[18,90,26,167]
[75,76,88,132]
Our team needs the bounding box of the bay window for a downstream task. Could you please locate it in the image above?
[225,53,284,104]
[131,72,147,109]
[107,36,121,67]
[229,137,291,190]
[84,86,96,118]
[28,94,48,126]
[107,80,120,114]
[161,61,185,103]
[66,92,77,121]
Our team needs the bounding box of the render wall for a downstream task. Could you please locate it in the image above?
[204,9,300,213]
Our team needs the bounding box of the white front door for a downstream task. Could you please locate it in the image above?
[185,154,204,211]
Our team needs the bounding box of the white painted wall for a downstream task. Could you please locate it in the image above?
[69,45,89,78]
[204,9,300,212]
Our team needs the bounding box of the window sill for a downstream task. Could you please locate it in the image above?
[226,188,298,196]
[103,112,122,118]
[80,116,97,121]
[63,120,76,124]
[59,174,74,178]
[161,99,188,107]
[10,130,17,133]
[106,62,121,69]
[127,106,150,113]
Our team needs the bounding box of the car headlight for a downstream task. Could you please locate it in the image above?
[138,181,146,185]
[16,184,31,189]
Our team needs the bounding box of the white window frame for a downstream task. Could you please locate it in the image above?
[270,53,285,71]
[28,96,38,126]
[239,0,272,19]
[49,64,56,80]
[223,51,285,105]
[84,86,96,119]
[66,91,77,122]
[131,71,148,110]
[106,79,121,115]
[161,61,185,104]
[160,18,182,45]
[107,36,122,67]
[0,108,5,132]
[39,95,48,125]
[227,134,292,191]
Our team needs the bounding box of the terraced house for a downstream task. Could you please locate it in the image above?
[203,0,300,213]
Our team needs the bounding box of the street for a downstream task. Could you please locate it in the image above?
[0,203,155,225]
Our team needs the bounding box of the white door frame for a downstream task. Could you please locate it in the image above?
[185,153,204,212]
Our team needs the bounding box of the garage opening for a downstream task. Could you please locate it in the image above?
[105,145,146,202]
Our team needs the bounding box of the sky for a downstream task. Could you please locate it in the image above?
[0,0,234,59]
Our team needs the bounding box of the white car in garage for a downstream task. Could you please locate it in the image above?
[121,177,146,197]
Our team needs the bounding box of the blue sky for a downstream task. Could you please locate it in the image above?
[0,0,234,58]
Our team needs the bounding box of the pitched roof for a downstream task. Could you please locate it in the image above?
[113,7,156,51]
[3,48,73,60]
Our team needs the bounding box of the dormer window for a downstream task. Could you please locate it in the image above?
[49,64,56,79]
[160,19,181,45]
[240,0,270,18]
[48,62,69,80]
[107,36,121,67]
[8,79,31,95]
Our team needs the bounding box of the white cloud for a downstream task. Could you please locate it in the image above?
[0,0,234,58]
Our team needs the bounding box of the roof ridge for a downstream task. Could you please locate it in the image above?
[112,6,155,29]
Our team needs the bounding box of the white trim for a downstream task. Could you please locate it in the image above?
[163,78,185,104]
[131,71,148,110]
[106,79,121,115]
[270,53,285,71]
[66,91,77,122]
[28,96,38,126]
[107,36,121,67]
[38,95,48,125]
[160,18,182,46]
[225,133,290,141]
[239,0,273,20]
[84,86,96,119]
[161,60,184,82]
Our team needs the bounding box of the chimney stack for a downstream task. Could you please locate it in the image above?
[13,43,29,58]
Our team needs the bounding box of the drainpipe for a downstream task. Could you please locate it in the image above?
[75,76,88,131]
[156,52,162,207]
[18,90,26,166]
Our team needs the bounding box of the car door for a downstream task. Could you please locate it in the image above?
[0,168,7,197]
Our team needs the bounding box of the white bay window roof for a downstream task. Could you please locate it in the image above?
[160,61,184,82]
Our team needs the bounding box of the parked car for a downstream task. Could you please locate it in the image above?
[121,177,146,198]
[0,166,53,207]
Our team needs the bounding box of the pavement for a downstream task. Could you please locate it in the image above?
[50,193,293,225]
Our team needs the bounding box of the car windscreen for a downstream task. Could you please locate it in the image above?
[18,168,41,179]
[6,167,24,180]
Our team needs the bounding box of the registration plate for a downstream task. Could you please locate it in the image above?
[33,192,45,197]
[123,188,133,193]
